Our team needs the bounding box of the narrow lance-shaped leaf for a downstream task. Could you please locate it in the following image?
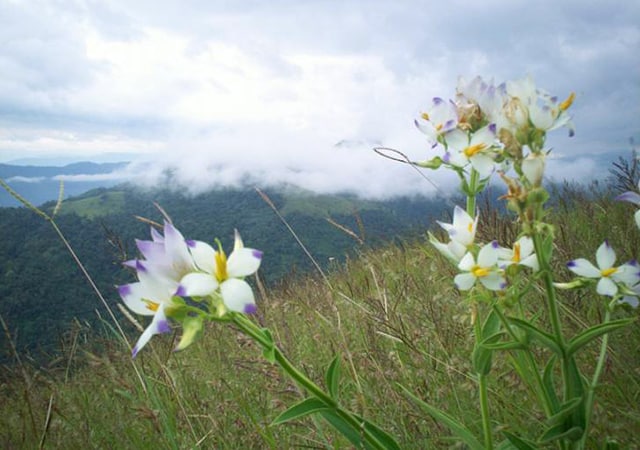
[398,384,484,450]
[567,318,635,357]
[325,355,341,399]
[353,413,402,450]
[271,397,329,425]
[508,317,562,355]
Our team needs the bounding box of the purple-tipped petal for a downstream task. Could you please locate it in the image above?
[433,97,444,105]
[175,285,187,297]
[252,249,263,259]
[156,318,171,334]
[136,260,147,272]
[244,303,257,314]
[615,191,640,206]
[117,284,132,299]
[186,239,196,248]
[123,260,138,270]
[488,123,497,134]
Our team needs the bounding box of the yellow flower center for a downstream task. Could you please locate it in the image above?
[467,222,474,233]
[464,143,485,158]
[559,92,575,111]
[472,266,490,278]
[512,243,521,263]
[601,267,617,278]
[143,299,160,312]
[421,112,430,121]
[215,250,228,282]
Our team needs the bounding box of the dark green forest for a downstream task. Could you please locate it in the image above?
[0,185,450,361]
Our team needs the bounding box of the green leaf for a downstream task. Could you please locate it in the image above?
[398,384,484,450]
[473,332,502,375]
[271,398,329,425]
[481,309,501,339]
[261,328,276,363]
[353,413,402,450]
[542,357,560,413]
[175,315,204,351]
[546,397,583,428]
[567,318,635,357]
[540,424,584,444]
[318,410,364,448]
[325,355,341,399]
[508,317,562,355]
[481,339,526,351]
[501,431,539,450]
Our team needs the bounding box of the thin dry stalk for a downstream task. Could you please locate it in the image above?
[255,187,332,289]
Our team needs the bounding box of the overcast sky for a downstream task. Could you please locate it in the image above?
[0,0,638,197]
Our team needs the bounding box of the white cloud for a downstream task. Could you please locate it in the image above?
[0,0,638,198]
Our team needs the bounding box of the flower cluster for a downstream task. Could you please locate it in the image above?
[118,222,262,356]
[416,75,575,183]
[430,206,538,293]
[421,75,640,308]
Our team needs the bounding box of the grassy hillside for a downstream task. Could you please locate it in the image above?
[1,182,638,448]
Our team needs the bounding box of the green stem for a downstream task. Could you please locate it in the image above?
[465,171,492,449]
[531,232,566,350]
[466,169,479,216]
[473,305,493,450]
[532,231,577,450]
[232,314,389,450]
[579,308,612,448]
[492,305,553,417]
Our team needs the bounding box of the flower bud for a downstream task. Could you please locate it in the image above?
[522,152,545,187]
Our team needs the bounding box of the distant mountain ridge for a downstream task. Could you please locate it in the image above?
[0,161,129,207]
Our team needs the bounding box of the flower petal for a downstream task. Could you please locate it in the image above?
[220,278,256,313]
[227,247,263,278]
[162,221,194,275]
[615,191,640,206]
[132,304,171,357]
[179,272,219,297]
[470,154,495,178]
[189,241,217,273]
[595,241,616,270]
[454,273,476,291]
[477,241,499,267]
[596,277,618,297]
[118,282,154,316]
[480,273,507,291]
[566,259,600,278]
[458,252,475,272]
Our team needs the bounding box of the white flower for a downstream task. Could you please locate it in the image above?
[443,124,499,178]
[178,230,262,314]
[498,236,539,271]
[455,241,506,291]
[615,184,640,229]
[436,205,478,249]
[566,241,640,297]
[415,97,459,147]
[118,222,197,356]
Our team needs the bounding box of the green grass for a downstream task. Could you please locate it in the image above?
[1,183,639,448]
[58,190,126,218]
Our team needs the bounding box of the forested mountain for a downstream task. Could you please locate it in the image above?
[0,184,449,361]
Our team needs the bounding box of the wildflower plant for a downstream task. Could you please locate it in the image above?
[117,219,399,449]
[401,75,639,449]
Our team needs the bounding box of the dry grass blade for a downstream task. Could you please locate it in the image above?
[255,187,332,289]
[325,216,364,245]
